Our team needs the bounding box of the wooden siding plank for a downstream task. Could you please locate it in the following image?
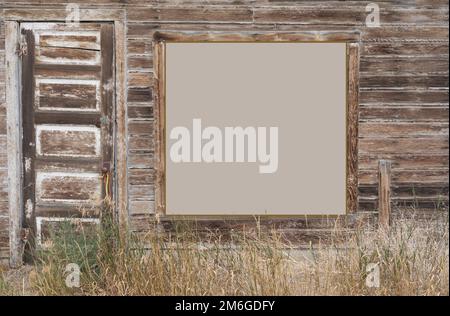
[128,7,253,23]
[129,185,155,201]
[4,9,125,22]
[360,106,449,121]
[128,88,153,102]
[362,25,449,41]
[360,90,449,105]
[128,120,153,135]
[359,154,449,170]
[253,7,448,25]
[362,43,449,57]
[360,75,449,89]
[129,201,155,216]
[128,39,153,54]
[128,72,154,87]
[129,169,155,185]
[128,135,155,153]
[359,183,449,197]
[359,138,448,154]
[128,56,153,70]
[359,122,448,137]
[126,24,450,41]
[359,169,449,185]
[127,105,154,119]
[360,58,449,75]
[128,153,155,169]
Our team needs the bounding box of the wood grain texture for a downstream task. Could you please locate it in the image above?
[3,9,124,21]
[154,40,166,216]
[100,23,115,201]
[378,160,392,228]
[0,2,448,259]
[5,21,23,267]
[153,30,361,42]
[15,22,117,254]
[347,43,360,214]
[36,127,100,157]
[37,82,98,111]
[21,28,37,261]
[359,153,449,170]
[359,169,448,185]
[114,20,129,229]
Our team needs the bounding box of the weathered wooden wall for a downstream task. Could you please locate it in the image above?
[0,0,448,264]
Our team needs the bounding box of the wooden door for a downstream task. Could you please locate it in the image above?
[20,22,114,249]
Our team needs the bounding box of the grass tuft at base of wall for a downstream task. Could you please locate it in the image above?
[1,205,448,296]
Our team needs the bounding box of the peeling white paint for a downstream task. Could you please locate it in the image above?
[25,199,33,220]
[35,124,101,158]
[35,171,102,204]
[103,78,114,92]
[25,157,31,173]
[34,30,100,50]
[35,78,101,112]
[35,45,101,65]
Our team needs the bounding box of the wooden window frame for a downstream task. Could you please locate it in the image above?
[153,31,360,219]
[4,9,128,267]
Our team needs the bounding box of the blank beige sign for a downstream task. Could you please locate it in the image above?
[165,42,347,215]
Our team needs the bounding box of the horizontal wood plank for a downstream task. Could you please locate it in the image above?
[128,7,253,23]
[360,106,449,121]
[360,57,448,75]
[359,154,449,170]
[359,122,448,137]
[359,138,448,154]
[360,75,449,89]
[359,169,449,184]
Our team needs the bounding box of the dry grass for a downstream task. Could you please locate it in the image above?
[0,206,448,296]
[293,211,449,295]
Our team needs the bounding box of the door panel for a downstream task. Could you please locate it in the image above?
[35,79,100,112]
[20,22,114,248]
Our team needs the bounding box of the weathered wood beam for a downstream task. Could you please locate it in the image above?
[378,159,392,228]
[5,21,23,268]
[114,20,129,231]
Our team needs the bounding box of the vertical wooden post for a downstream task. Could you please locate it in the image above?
[154,40,166,216]
[378,160,392,228]
[346,42,359,214]
[6,21,24,268]
[114,20,129,232]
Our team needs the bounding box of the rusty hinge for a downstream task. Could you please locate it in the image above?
[16,37,28,57]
